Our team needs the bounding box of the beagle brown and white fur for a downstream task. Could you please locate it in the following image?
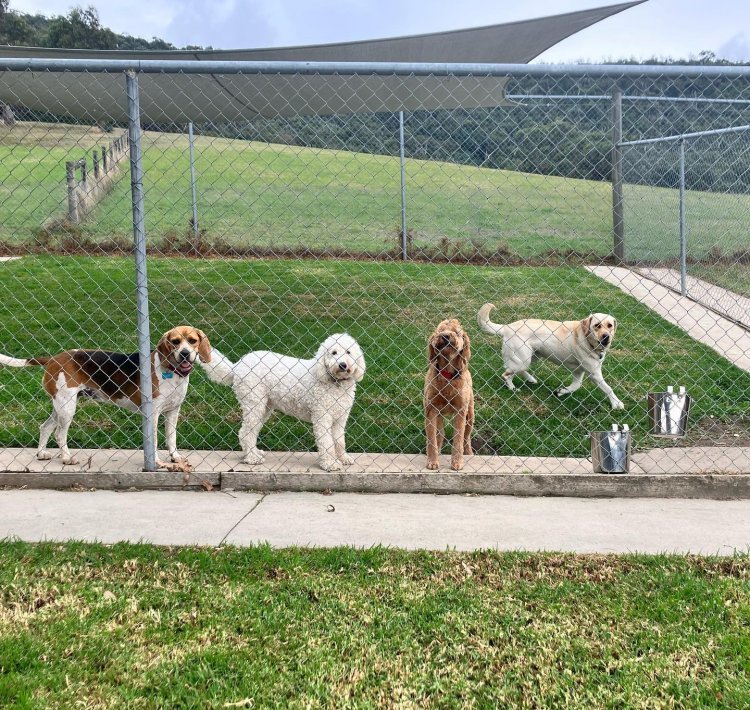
[424,318,475,471]
[0,326,211,465]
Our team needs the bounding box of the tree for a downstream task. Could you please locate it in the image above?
[0,0,34,46]
[44,6,117,49]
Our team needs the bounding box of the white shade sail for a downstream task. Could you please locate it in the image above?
[0,2,644,120]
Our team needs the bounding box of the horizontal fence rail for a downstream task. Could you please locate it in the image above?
[0,60,749,477]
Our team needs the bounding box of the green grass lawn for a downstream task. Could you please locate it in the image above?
[0,255,747,460]
[0,122,123,242]
[624,181,750,264]
[1,541,748,707]
[3,121,749,266]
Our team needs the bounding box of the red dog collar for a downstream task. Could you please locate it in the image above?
[439,368,460,380]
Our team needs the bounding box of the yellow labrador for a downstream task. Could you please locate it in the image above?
[477,304,624,410]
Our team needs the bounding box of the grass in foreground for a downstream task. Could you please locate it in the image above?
[0,541,748,707]
[0,255,748,459]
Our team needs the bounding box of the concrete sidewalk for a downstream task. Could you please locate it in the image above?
[1,489,748,555]
[586,265,750,372]
[635,267,750,331]
[3,447,750,498]
[6,445,750,476]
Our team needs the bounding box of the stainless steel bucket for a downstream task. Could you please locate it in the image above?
[591,424,631,474]
[648,386,691,437]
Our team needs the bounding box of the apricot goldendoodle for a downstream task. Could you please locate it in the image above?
[423,318,474,471]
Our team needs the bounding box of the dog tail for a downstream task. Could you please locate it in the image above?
[477,303,504,337]
[0,353,46,367]
[198,347,236,386]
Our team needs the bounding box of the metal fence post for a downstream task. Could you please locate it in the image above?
[125,69,157,472]
[188,122,199,248]
[678,137,687,296]
[611,90,625,264]
[399,110,408,260]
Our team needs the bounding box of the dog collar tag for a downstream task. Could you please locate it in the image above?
[162,371,174,379]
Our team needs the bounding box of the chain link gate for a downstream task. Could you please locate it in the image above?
[1,59,750,475]
[622,123,750,327]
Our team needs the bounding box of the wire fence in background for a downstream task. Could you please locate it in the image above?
[622,124,750,327]
[0,60,749,474]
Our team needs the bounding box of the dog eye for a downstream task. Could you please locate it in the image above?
[187,337,198,344]
[170,338,181,345]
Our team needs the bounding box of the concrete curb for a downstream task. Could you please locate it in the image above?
[2,470,750,499]
[0,471,220,491]
[221,472,750,499]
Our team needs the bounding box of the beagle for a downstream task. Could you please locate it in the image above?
[0,326,211,465]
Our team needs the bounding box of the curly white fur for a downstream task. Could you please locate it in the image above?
[201,333,366,471]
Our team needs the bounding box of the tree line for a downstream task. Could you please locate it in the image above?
[0,1,204,50]
[3,2,750,192]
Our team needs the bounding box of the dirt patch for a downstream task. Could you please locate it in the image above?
[671,415,750,447]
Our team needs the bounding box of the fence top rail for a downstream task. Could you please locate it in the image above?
[619,123,750,147]
[1,57,750,79]
[508,93,750,105]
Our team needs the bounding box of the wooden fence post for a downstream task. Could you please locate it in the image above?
[80,158,87,194]
[66,161,79,224]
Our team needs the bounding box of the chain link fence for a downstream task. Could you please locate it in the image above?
[622,123,750,327]
[1,60,749,475]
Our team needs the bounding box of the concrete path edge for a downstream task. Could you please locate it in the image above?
[2,470,750,499]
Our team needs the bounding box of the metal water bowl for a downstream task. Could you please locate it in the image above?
[591,424,631,474]
[648,386,691,438]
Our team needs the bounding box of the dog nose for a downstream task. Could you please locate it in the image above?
[601,334,610,345]
[338,362,348,371]
[179,348,191,358]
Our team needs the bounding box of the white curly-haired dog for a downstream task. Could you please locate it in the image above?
[201,333,366,471]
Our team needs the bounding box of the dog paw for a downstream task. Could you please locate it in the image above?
[554,388,568,398]
[36,450,54,461]
[426,460,440,470]
[320,459,342,472]
[241,451,265,465]
[450,458,464,471]
[339,453,354,466]
[611,400,625,410]
[62,455,79,465]
[170,452,185,463]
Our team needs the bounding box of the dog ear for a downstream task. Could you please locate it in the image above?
[353,346,366,383]
[196,329,212,363]
[581,315,593,336]
[313,340,331,382]
[457,331,471,370]
[427,336,438,364]
[156,331,173,360]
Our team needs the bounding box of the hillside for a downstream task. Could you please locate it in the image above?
[2,122,749,267]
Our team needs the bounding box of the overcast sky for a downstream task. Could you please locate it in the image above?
[10,0,750,63]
